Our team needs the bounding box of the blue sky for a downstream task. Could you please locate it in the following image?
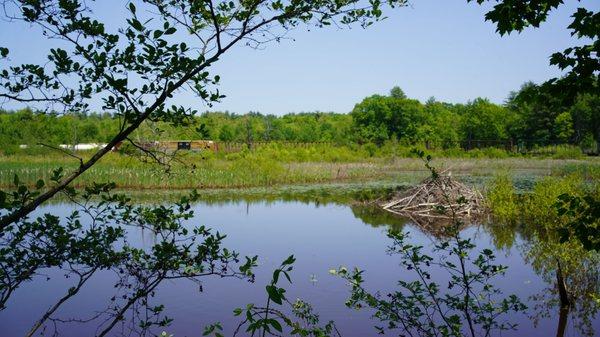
[1,0,598,115]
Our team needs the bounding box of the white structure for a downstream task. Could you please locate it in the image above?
[59,143,107,151]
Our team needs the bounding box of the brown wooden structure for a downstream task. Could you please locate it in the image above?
[137,140,218,152]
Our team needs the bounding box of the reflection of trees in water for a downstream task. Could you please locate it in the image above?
[524,239,600,337]
[14,188,597,336]
[117,185,400,208]
[0,188,256,337]
[483,219,522,251]
[349,205,409,231]
[352,203,599,336]
[480,218,600,337]
[356,203,600,337]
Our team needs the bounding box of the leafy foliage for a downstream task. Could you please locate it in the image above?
[1,84,599,153]
[469,1,599,96]
[0,0,407,227]
[335,228,527,337]
[556,192,600,252]
[0,175,257,336]
[486,172,600,337]
[229,255,340,337]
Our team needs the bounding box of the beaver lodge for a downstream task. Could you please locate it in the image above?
[379,173,485,232]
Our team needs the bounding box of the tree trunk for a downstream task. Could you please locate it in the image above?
[556,306,569,337]
[595,127,600,155]
[556,260,571,308]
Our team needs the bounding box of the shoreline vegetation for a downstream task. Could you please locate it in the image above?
[1,144,598,191]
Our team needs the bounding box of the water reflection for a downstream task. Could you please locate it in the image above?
[523,239,600,337]
[349,205,409,231]
[0,193,598,337]
[484,208,600,337]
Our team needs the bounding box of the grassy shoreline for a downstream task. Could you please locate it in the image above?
[1,150,598,190]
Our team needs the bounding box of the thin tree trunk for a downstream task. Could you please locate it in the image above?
[556,307,569,337]
[556,259,571,308]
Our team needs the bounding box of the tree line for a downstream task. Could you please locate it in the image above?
[351,84,599,150]
[1,82,598,153]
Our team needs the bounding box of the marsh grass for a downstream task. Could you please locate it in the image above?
[0,146,598,190]
[0,151,388,189]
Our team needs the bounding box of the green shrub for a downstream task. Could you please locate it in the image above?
[486,172,595,228]
[551,145,585,159]
[486,174,520,222]
[0,144,18,155]
[521,174,585,226]
[363,143,377,157]
[479,147,511,158]
[440,147,467,157]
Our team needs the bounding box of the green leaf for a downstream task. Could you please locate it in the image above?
[131,19,144,31]
[282,255,296,266]
[282,270,292,284]
[266,285,283,305]
[35,179,45,189]
[268,319,283,332]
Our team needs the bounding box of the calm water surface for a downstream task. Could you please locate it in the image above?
[1,198,598,337]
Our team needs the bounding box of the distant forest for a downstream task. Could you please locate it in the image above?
[1,82,599,152]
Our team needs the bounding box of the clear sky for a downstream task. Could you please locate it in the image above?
[1,0,598,115]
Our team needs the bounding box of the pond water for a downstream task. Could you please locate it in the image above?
[1,196,599,337]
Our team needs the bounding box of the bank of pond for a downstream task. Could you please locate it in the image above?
[0,172,598,337]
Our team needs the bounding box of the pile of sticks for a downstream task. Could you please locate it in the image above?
[380,173,485,219]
